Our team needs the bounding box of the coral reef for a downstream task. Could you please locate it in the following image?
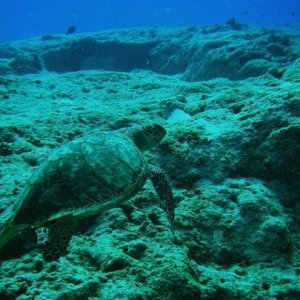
[0,23,299,299]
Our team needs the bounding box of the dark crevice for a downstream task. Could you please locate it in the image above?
[42,38,159,73]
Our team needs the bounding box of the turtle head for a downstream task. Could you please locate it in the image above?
[129,124,166,151]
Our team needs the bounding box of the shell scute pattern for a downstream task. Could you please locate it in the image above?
[14,132,148,225]
[0,124,174,260]
[81,134,146,193]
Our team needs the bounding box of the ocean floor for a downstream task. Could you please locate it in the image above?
[0,22,300,299]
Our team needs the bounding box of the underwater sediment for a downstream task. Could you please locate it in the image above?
[0,22,300,299]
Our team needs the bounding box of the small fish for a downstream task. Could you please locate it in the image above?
[291,12,295,16]
[66,26,76,35]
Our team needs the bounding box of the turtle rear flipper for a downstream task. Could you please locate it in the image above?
[149,165,175,236]
[0,208,23,253]
[36,220,76,261]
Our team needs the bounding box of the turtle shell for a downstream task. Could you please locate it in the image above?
[12,132,148,226]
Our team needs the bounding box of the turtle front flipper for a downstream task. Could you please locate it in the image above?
[149,165,175,237]
[35,219,76,261]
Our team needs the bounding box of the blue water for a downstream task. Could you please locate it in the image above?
[0,0,300,42]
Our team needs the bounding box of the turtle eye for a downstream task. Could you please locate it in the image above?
[146,124,166,143]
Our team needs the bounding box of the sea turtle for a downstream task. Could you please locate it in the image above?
[0,124,174,260]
